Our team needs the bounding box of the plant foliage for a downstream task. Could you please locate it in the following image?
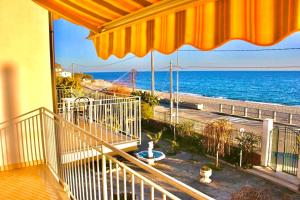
[131,91,159,106]
[204,119,233,167]
[176,121,195,137]
[146,130,163,148]
[236,132,259,167]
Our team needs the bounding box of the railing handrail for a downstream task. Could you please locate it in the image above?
[57,96,140,104]
[42,107,213,200]
[0,108,41,126]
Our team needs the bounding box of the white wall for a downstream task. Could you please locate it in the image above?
[0,0,53,122]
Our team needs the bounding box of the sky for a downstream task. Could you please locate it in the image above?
[54,19,300,72]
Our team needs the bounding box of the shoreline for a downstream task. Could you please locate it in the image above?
[89,79,300,116]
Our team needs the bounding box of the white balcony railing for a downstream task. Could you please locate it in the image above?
[57,96,141,145]
[0,107,213,200]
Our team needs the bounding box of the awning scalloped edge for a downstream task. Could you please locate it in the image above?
[91,0,300,59]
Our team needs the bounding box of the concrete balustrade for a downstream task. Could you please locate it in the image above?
[244,107,248,117]
[217,103,296,126]
[273,111,277,122]
[258,109,262,119]
[289,113,293,124]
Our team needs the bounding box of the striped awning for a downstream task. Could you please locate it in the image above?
[33,0,300,59]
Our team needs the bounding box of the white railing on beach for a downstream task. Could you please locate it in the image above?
[58,96,142,145]
[218,103,300,125]
[0,107,213,200]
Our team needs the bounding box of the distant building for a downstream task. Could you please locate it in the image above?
[55,63,71,77]
[60,71,72,77]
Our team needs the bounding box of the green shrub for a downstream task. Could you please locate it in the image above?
[132,91,159,106]
[236,132,259,168]
[166,140,180,156]
[201,165,212,171]
[141,102,154,119]
[175,121,195,137]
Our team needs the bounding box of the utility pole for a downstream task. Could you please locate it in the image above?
[169,60,173,124]
[176,50,179,124]
[151,51,155,96]
[131,69,137,92]
[72,63,74,79]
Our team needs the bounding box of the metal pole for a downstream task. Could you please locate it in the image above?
[151,51,155,96]
[239,128,245,167]
[48,12,58,113]
[72,63,74,79]
[176,51,179,124]
[169,61,173,124]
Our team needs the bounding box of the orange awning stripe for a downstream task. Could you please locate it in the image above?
[33,0,300,60]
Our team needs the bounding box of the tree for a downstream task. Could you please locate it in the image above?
[204,119,233,167]
[236,132,259,167]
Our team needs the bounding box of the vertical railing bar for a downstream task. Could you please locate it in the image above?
[109,159,114,200]
[77,135,83,200]
[97,149,102,200]
[25,120,33,166]
[131,174,135,200]
[116,163,120,200]
[140,179,144,200]
[151,186,155,200]
[84,138,89,200]
[64,120,71,193]
[14,122,22,166]
[41,113,46,162]
[79,133,86,200]
[72,127,79,200]
[33,115,40,164]
[70,125,77,198]
[110,104,113,144]
[88,143,93,200]
[16,122,24,167]
[92,146,97,200]
[20,122,28,167]
[102,153,108,200]
[123,168,127,200]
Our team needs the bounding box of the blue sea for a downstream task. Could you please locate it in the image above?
[87,71,300,106]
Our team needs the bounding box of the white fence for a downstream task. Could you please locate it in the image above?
[0,107,213,200]
[219,103,300,125]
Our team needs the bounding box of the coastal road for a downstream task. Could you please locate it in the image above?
[155,104,263,135]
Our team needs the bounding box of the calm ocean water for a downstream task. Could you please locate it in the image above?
[87,71,300,106]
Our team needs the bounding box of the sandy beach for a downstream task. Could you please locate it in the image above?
[88,79,300,125]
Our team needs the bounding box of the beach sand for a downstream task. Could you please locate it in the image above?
[89,80,300,125]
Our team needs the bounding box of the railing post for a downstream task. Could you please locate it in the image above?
[55,117,63,180]
[258,109,262,119]
[102,152,108,200]
[219,104,223,113]
[89,99,93,124]
[261,119,273,166]
[273,111,277,122]
[231,105,235,115]
[244,107,248,117]
[297,154,300,179]
[289,113,293,125]
[39,108,46,163]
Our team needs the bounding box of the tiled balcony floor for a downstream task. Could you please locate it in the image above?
[0,165,69,200]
